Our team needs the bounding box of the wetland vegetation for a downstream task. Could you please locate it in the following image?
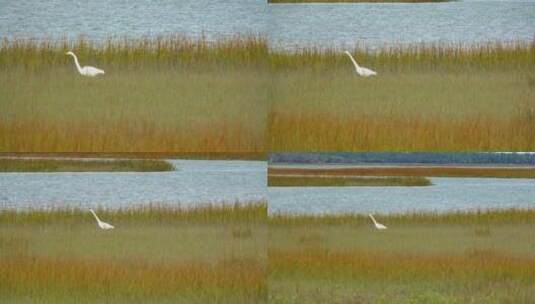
[268,174,431,186]
[268,0,451,3]
[269,208,535,303]
[269,165,535,179]
[0,202,267,303]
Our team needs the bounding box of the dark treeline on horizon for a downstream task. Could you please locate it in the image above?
[269,152,535,165]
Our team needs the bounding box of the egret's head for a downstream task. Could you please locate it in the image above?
[66,51,74,56]
[344,50,351,56]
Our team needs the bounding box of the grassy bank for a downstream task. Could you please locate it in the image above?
[269,209,535,303]
[0,152,266,160]
[269,166,535,178]
[269,42,535,151]
[0,202,267,303]
[268,174,431,186]
[0,36,268,154]
[0,158,174,172]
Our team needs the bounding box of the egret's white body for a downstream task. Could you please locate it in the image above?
[344,51,377,77]
[89,209,114,230]
[66,51,105,77]
[369,214,387,230]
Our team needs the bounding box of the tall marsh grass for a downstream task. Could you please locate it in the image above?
[270,207,535,226]
[0,157,174,172]
[269,208,535,303]
[269,0,450,3]
[0,201,267,225]
[268,166,535,178]
[0,36,268,153]
[0,202,267,303]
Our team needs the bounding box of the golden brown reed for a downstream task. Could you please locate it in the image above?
[268,0,450,3]
[269,248,535,282]
[269,208,535,226]
[0,201,267,225]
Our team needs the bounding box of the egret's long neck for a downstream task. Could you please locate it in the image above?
[346,52,361,70]
[69,54,82,73]
[369,214,377,225]
[90,210,102,224]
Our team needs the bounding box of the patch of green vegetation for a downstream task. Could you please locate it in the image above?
[269,0,451,3]
[2,38,534,153]
[268,174,431,186]
[269,42,535,152]
[0,158,174,172]
[269,166,535,178]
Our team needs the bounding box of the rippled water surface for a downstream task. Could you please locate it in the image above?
[1,0,533,48]
[268,1,535,49]
[269,177,535,215]
[0,160,266,209]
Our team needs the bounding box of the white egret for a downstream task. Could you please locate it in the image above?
[344,51,377,77]
[89,209,114,230]
[66,51,105,77]
[369,214,387,230]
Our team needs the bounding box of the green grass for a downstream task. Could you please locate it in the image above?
[268,174,431,186]
[268,42,535,151]
[0,158,174,172]
[2,38,534,152]
[0,202,267,303]
[0,36,268,154]
[269,209,535,303]
[2,204,535,303]
[269,0,451,3]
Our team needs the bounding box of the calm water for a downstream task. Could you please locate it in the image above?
[269,177,535,215]
[268,1,535,49]
[1,0,533,49]
[0,160,266,210]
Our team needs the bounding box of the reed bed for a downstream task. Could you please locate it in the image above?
[0,201,267,225]
[0,202,267,303]
[269,41,534,72]
[2,38,534,152]
[0,158,174,172]
[269,208,535,303]
[270,207,535,226]
[1,256,265,303]
[0,35,268,70]
[269,166,535,178]
[268,174,431,186]
[269,42,535,151]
